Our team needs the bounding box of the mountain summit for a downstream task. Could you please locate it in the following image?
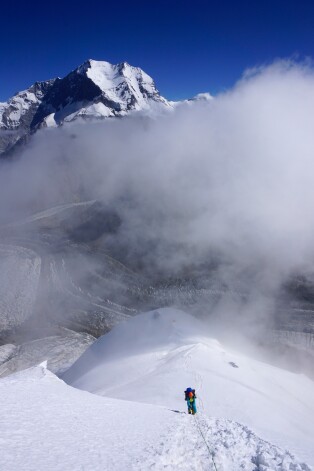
[0,60,171,155]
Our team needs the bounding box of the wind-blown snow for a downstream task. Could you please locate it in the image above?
[64,308,314,468]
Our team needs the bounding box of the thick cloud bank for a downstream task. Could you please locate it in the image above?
[1,60,314,307]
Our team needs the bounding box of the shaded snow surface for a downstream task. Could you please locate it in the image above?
[1,308,313,470]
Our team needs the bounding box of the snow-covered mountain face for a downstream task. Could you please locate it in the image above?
[2,360,312,470]
[0,60,171,156]
[0,80,56,154]
[0,80,55,130]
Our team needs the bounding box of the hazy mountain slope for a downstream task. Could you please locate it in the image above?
[0,329,95,378]
[0,201,138,340]
[0,197,313,380]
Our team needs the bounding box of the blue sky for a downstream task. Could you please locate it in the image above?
[1,0,314,101]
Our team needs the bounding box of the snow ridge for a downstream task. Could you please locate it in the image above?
[0,364,311,470]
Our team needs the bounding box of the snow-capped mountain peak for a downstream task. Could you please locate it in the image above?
[74,58,167,112]
[0,59,171,156]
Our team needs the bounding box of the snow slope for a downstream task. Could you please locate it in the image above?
[64,308,314,468]
[78,60,168,112]
[0,363,311,471]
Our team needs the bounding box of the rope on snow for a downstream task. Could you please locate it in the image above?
[194,415,218,471]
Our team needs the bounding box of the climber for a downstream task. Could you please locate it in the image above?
[184,387,197,414]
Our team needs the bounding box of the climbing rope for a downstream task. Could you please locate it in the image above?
[194,415,218,471]
[183,348,218,469]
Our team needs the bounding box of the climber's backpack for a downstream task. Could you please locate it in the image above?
[184,388,195,401]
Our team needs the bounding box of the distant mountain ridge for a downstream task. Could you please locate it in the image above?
[0,59,172,156]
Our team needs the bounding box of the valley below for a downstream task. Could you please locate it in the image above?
[0,200,313,381]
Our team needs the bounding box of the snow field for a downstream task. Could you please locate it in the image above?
[0,364,310,471]
[64,308,314,469]
[1,308,313,470]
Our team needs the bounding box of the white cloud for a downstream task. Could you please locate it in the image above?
[1,60,314,335]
